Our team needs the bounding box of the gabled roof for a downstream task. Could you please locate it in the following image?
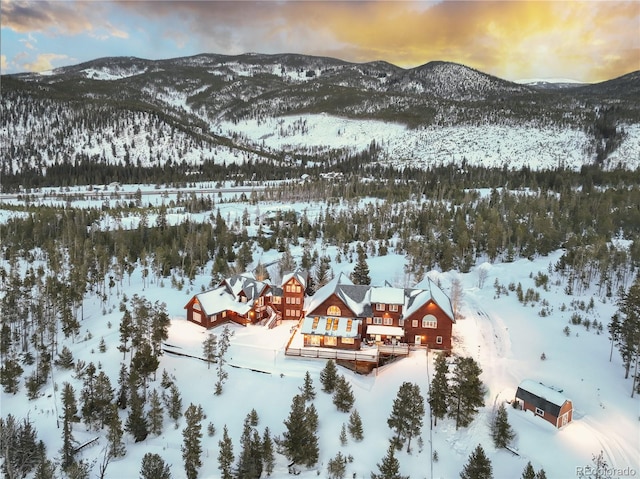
[282,269,309,289]
[189,286,252,317]
[516,379,572,417]
[306,272,353,314]
[222,273,269,302]
[405,278,455,321]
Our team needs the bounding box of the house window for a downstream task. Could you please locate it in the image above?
[286,285,291,293]
[399,318,404,327]
[346,320,353,332]
[324,336,337,346]
[332,319,339,331]
[222,311,227,318]
[535,407,545,417]
[312,317,319,329]
[295,297,301,304]
[422,314,437,328]
[376,303,385,311]
[436,336,443,344]
[383,317,393,326]
[327,305,341,316]
[342,337,355,345]
[286,297,291,304]
[325,318,335,331]
[373,317,383,325]
[308,335,320,346]
[257,297,264,307]
[366,317,372,324]
[412,319,418,327]
[296,285,301,293]
[390,304,399,312]
[193,302,201,310]
[212,314,217,322]
[272,296,281,304]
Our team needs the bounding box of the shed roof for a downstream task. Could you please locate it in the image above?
[515,379,571,417]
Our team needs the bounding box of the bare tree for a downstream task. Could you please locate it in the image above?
[450,276,464,320]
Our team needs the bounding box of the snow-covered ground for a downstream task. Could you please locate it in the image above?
[218,114,640,171]
[2,236,638,478]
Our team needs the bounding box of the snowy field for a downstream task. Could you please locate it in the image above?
[1,232,639,478]
[217,114,640,171]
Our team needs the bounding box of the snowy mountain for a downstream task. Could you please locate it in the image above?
[2,53,639,190]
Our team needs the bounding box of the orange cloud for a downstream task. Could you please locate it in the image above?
[23,53,69,72]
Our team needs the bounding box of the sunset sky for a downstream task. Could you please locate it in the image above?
[1,0,638,83]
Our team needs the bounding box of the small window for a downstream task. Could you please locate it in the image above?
[327,305,341,316]
[332,319,339,331]
[296,285,301,293]
[324,336,337,346]
[286,285,291,293]
[342,337,355,345]
[295,297,301,304]
[346,319,353,332]
[376,303,385,311]
[325,318,334,331]
[373,317,383,325]
[399,318,404,327]
[383,317,393,326]
[535,407,544,416]
[222,311,227,318]
[286,297,291,304]
[366,317,372,325]
[273,296,281,304]
[422,314,437,328]
[312,317,319,329]
[308,335,321,346]
[436,336,443,344]
[412,319,418,328]
[390,304,399,312]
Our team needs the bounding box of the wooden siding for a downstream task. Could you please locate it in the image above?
[520,399,573,428]
[282,277,305,320]
[402,300,453,350]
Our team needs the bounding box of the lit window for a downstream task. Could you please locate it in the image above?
[296,286,301,293]
[222,311,227,318]
[296,297,301,304]
[325,318,334,331]
[333,319,339,331]
[366,317,372,324]
[412,320,418,327]
[308,335,321,346]
[342,337,355,344]
[346,319,353,332]
[324,336,337,346]
[327,305,341,316]
[286,285,291,293]
[312,317,319,329]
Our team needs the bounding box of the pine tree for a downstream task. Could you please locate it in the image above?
[202,333,217,370]
[491,403,515,448]
[370,443,408,479]
[327,451,347,479]
[348,409,364,441]
[351,242,371,285]
[34,458,56,479]
[460,444,493,479]
[449,356,485,429]
[215,325,233,395]
[314,255,332,289]
[281,394,319,467]
[235,414,262,479]
[166,383,183,425]
[333,375,355,412]
[535,469,548,479]
[387,382,425,452]
[248,408,259,427]
[300,370,316,401]
[614,276,640,386]
[116,362,129,409]
[278,247,297,279]
[118,308,132,360]
[218,425,235,479]
[105,405,126,458]
[429,353,449,426]
[0,356,23,394]
[262,427,275,476]
[339,423,348,445]
[320,359,338,393]
[0,415,46,479]
[140,452,171,479]
[125,381,148,443]
[182,403,203,479]
[306,402,319,433]
[521,462,536,479]
[147,388,164,436]
[60,382,78,470]
[56,346,75,369]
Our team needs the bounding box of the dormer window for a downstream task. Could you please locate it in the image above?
[327,305,341,316]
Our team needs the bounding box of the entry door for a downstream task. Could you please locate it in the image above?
[415,335,422,345]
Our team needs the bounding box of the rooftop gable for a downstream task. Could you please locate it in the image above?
[516,379,571,417]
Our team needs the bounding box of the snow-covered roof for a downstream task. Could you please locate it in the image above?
[222,273,268,302]
[405,278,455,321]
[305,272,353,313]
[282,269,308,289]
[366,325,405,337]
[516,379,571,417]
[300,316,361,338]
[370,286,404,305]
[193,287,252,316]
